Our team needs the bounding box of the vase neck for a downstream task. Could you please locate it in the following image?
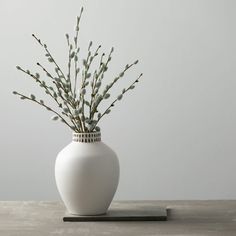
[72,132,101,143]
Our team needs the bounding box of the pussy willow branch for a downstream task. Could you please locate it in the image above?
[91,51,110,98]
[67,42,72,84]
[65,35,74,95]
[37,62,65,93]
[75,7,83,48]
[73,47,80,97]
[37,62,54,79]
[89,52,105,117]
[81,44,101,105]
[89,71,97,118]
[93,49,113,90]
[32,34,68,85]
[97,48,114,89]
[78,43,101,131]
[37,61,82,131]
[52,82,68,107]
[35,62,81,131]
[89,48,113,118]
[79,48,91,131]
[13,91,75,131]
[16,66,80,131]
[73,7,83,97]
[64,103,80,131]
[38,64,76,114]
[17,66,62,108]
[96,48,113,85]
[53,81,80,131]
[91,73,143,131]
[91,60,138,120]
[15,9,142,133]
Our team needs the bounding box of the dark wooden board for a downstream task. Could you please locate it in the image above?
[63,206,167,222]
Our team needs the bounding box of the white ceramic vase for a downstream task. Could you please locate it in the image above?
[55,131,119,215]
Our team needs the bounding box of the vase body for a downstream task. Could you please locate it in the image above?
[55,132,119,215]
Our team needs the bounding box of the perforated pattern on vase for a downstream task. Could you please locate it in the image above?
[73,132,101,143]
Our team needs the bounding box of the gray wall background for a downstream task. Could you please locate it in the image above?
[1,0,236,200]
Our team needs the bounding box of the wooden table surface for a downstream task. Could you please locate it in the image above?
[0,201,236,235]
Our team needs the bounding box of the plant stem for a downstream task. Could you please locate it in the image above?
[91,61,137,119]
[73,8,83,97]
[53,82,81,132]
[18,67,62,108]
[36,62,66,93]
[32,34,68,84]
[13,91,75,131]
[91,73,143,130]
[89,48,113,119]
[78,44,101,131]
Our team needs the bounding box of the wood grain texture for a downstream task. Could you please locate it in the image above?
[0,201,236,235]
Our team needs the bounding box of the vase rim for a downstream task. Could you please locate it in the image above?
[72,131,101,143]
